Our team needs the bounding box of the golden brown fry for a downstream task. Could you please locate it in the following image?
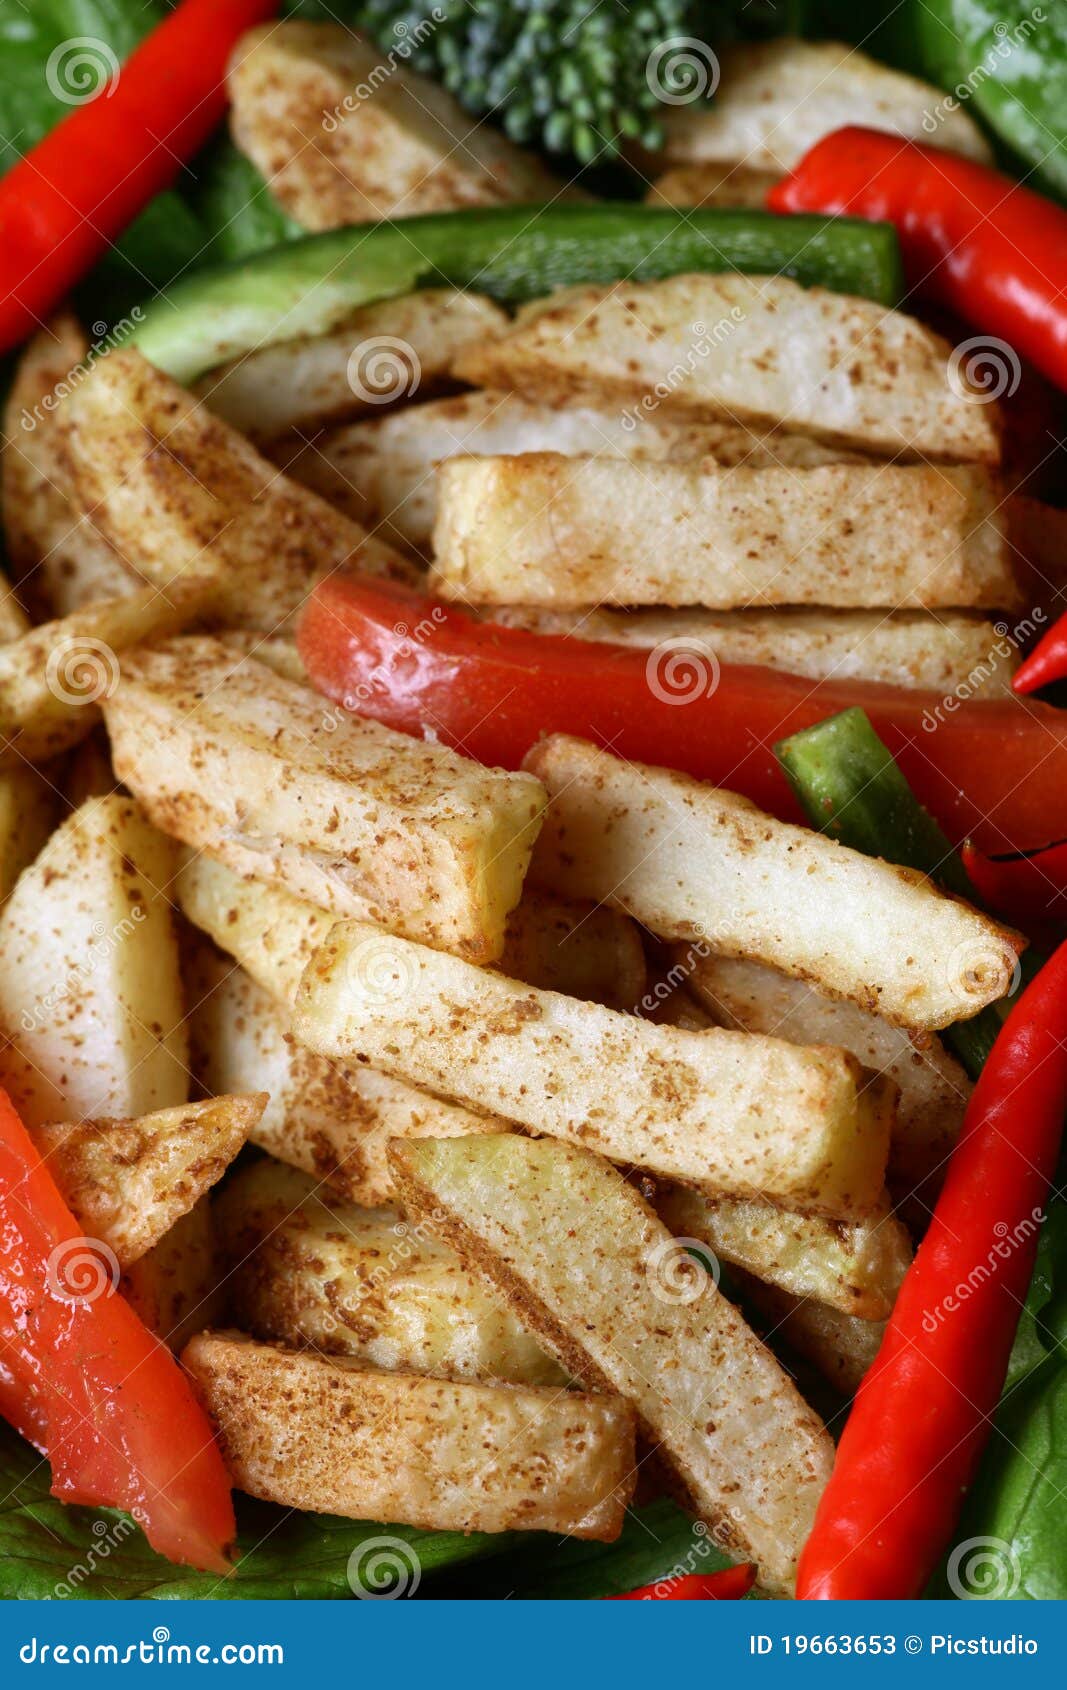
[216,1159,564,1385]
[294,918,893,1218]
[107,637,545,963]
[391,1133,833,1594]
[526,735,1023,1031]
[33,1094,263,1269]
[453,275,1001,464]
[431,454,1015,611]
[183,1330,634,1539]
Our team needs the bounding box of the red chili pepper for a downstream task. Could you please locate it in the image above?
[296,573,1067,856]
[1012,622,1067,695]
[0,0,279,354]
[961,839,1067,924]
[797,938,1067,1599]
[767,127,1067,394]
[608,1564,756,1601]
[0,1087,235,1569]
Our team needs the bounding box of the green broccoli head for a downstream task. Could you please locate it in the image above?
[355,0,736,165]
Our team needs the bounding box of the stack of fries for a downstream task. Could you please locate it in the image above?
[1,191,1041,1592]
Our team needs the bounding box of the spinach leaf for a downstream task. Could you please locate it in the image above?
[0,1424,510,1599]
[942,1202,1067,1598]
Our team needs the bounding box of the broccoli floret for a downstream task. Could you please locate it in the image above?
[355,0,730,164]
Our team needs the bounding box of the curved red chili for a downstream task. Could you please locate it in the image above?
[797,938,1067,1599]
[297,573,1067,856]
[0,0,279,354]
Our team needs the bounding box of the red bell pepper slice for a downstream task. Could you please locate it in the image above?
[0,0,279,355]
[608,1564,756,1600]
[797,937,1067,1599]
[767,126,1067,394]
[961,839,1067,925]
[0,1088,234,1570]
[297,574,1067,856]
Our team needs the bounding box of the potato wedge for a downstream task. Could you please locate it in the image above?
[294,918,893,1217]
[178,853,337,1007]
[32,1094,262,1269]
[2,312,133,619]
[124,1198,224,1353]
[684,953,972,1194]
[490,605,1020,695]
[59,349,412,634]
[106,636,545,963]
[646,40,991,171]
[0,586,203,768]
[646,163,780,210]
[183,1330,634,1539]
[292,388,853,553]
[199,290,509,442]
[217,1160,564,1386]
[186,940,503,1205]
[229,23,561,231]
[391,1133,833,1593]
[431,454,1015,611]
[656,1184,910,1321]
[0,795,188,1125]
[0,766,57,902]
[526,735,1022,1031]
[453,275,1001,464]
[500,894,647,1011]
[739,1272,884,1398]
